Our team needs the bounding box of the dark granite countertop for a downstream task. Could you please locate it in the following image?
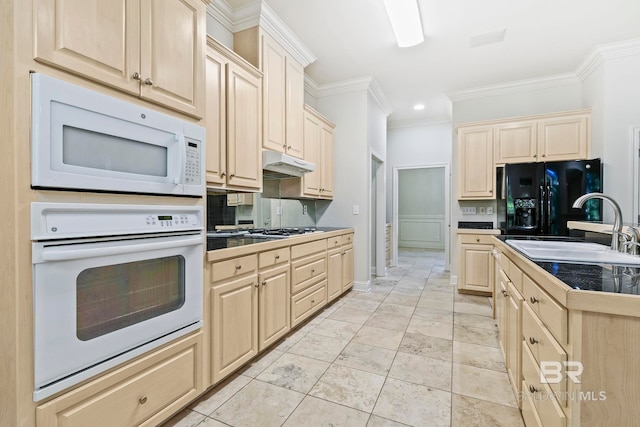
[498,235,640,295]
[206,227,352,251]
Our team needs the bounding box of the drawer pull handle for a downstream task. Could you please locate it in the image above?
[139,396,147,404]
[529,337,538,345]
[530,296,539,304]
[236,265,242,270]
[529,385,537,393]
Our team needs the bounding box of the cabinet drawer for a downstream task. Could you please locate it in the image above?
[507,259,523,293]
[459,234,495,245]
[291,239,326,259]
[211,255,257,283]
[37,333,202,427]
[522,343,567,424]
[522,304,567,402]
[522,274,567,345]
[259,248,290,269]
[328,236,342,249]
[521,380,544,427]
[291,253,326,294]
[291,280,327,327]
[342,233,354,245]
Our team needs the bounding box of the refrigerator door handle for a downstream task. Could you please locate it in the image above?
[539,185,546,234]
[546,184,552,234]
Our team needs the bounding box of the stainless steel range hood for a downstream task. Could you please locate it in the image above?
[263,150,315,178]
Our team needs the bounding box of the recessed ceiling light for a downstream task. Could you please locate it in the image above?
[413,104,425,111]
[382,0,424,48]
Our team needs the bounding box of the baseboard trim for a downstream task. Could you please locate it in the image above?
[352,280,371,292]
[450,275,458,285]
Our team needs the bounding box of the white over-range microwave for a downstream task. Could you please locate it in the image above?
[31,73,205,197]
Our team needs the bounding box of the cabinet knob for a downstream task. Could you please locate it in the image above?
[529,337,538,345]
[254,282,259,288]
[261,281,267,286]
[275,255,280,260]
[311,299,315,304]
[288,146,292,150]
[311,269,315,274]
[132,72,141,81]
[529,385,537,393]
[501,289,508,297]
[283,144,287,149]
[476,238,480,242]
[230,174,235,178]
[144,78,154,86]
[139,396,148,404]
[541,154,546,157]
[220,172,226,177]
[236,265,242,270]
[530,296,539,304]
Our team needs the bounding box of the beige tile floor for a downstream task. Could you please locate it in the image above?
[162,249,525,427]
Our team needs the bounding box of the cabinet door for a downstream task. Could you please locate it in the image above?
[226,62,262,190]
[458,243,493,293]
[507,281,523,407]
[258,265,291,351]
[139,0,205,118]
[327,248,343,302]
[494,121,537,165]
[285,57,305,159]
[34,0,140,95]
[302,110,322,197]
[211,275,258,384]
[320,123,335,199]
[458,126,495,199]
[205,46,227,187]
[537,114,589,161]
[262,34,287,152]
[342,246,354,291]
[497,272,508,360]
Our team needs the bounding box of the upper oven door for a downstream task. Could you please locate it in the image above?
[32,232,203,393]
[31,73,204,196]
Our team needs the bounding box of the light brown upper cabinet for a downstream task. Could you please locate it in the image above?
[458,125,495,199]
[234,28,305,158]
[303,106,335,199]
[205,37,262,192]
[494,111,590,165]
[34,0,206,118]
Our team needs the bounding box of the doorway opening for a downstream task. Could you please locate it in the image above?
[371,155,386,278]
[393,164,450,270]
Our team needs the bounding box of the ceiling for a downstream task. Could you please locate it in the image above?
[226,0,640,124]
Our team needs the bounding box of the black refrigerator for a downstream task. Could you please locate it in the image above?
[497,159,602,236]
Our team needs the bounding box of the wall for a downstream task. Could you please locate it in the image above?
[582,53,640,221]
[368,93,388,278]
[205,12,234,49]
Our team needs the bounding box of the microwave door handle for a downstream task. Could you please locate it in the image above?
[173,133,186,185]
[39,235,202,262]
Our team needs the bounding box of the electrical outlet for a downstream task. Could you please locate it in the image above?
[478,207,486,214]
[461,207,476,215]
[486,206,494,215]
[276,206,283,215]
[303,205,308,215]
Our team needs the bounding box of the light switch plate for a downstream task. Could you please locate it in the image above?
[353,205,360,215]
[461,207,476,215]
[478,207,486,214]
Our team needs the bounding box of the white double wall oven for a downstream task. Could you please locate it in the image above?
[30,73,206,401]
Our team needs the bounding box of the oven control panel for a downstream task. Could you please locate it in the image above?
[31,203,204,240]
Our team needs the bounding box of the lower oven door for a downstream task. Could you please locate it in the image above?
[32,232,203,401]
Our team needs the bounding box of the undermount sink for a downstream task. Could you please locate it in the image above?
[506,239,640,266]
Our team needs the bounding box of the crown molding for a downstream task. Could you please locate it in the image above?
[387,118,452,130]
[306,75,393,117]
[447,73,580,102]
[207,0,316,67]
[576,38,640,82]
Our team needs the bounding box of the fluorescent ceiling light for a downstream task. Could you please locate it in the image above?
[382,0,424,48]
[413,104,425,110]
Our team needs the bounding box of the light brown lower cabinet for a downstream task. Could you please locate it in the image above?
[36,332,203,427]
[258,263,291,351]
[458,234,494,295]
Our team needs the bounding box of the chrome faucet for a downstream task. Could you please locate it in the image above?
[572,192,623,251]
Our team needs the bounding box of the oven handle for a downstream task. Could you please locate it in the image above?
[39,235,202,262]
